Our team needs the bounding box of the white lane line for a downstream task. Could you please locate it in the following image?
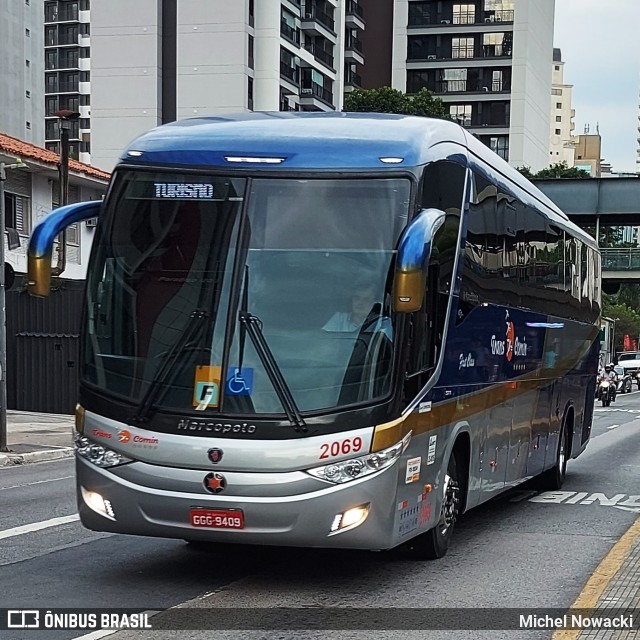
[0,475,74,491]
[608,424,620,430]
[0,514,79,540]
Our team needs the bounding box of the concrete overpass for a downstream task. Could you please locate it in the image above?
[533,177,640,285]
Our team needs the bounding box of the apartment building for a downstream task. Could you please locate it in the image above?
[549,48,575,166]
[90,0,366,171]
[44,0,92,163]
[0,0,45,145]
[360,0,554,171]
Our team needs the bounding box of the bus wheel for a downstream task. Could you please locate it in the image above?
[404,453,461,560]
[538,419,568,491]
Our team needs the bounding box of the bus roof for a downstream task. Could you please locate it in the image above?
[118,112,468,170]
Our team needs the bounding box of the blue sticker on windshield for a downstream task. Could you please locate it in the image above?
[226,368,253,396]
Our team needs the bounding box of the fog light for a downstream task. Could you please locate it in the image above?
[329,503,370,535]
[81,487,116,521]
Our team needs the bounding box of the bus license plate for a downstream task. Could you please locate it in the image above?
[190,509,244,530]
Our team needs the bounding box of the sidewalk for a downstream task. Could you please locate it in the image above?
[0,409,74,466]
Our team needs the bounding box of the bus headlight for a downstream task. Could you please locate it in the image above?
[75,433,134,468]
[307,432,411,484]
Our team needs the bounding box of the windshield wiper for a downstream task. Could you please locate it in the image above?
[130,309,208,425]
[239,310,307,433]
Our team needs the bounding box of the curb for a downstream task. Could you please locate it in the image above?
[0,447,74,466]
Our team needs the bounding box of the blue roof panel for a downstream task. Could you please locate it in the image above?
[118,112,467,170]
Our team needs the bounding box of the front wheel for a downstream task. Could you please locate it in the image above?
[404,453,461,560]
[538,419,568,490]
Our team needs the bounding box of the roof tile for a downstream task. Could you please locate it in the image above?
[0,132,110,182]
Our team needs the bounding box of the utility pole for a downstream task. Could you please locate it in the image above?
[0,161,25,452]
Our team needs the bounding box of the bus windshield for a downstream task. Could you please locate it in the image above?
[83,171,410,416]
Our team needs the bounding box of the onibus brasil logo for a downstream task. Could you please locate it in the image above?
[490,310,527,361]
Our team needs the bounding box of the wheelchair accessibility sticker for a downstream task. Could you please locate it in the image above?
[193,366,222,409]
[226,368,253,396]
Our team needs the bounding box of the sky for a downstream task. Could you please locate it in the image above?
[554,0,640,173]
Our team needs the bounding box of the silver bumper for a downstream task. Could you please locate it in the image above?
[76,456,402,550]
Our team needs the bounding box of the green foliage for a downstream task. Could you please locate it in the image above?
[515,161,591,180]
[343,87,450,120]
[602,296,640,353]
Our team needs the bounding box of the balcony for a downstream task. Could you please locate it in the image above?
[345,0,365,30]
[482,10,515,23]
[302,6,336,39]
[303,42,334,70]
[300,82,334,109]
[281,20,300,45]
[344,35,364,64]
[280,61,299,92]
[434,80,511,94]
[344,69,362,91]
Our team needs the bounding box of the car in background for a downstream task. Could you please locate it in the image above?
[614,365,633,394]
[617,352,640,388]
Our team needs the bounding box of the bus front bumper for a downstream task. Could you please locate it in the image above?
[76,456,402,550]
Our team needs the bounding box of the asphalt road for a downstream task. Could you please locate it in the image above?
[2,395,640,640]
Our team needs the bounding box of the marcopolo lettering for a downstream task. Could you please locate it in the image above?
[177,419,257,434]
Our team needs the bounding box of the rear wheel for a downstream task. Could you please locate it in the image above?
[404,453,461,560]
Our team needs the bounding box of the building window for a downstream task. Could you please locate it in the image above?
[80,71,90,82]
[556,102,562,108]
[452,37,474,59]
[66,223,80,246]
[450,104,472,127]
[25,59,30,67]
[489,136,509,161]
[80,0,90,10]
[483,32,511,57]
[4,193,31,234]
[555,65,560,70]
[408,2,432,26]
[453,4,475,24]
[45,25,57,46]
[249,0,254,26]
[555,128,561,135]
[248,76,254,110]
[552,88,563,96]
[556,116,561,122]
[26,121,31,129]
[25,90,31,98]
[248,35,254,69]
[25,28,30,37]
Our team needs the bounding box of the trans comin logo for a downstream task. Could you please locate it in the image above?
[490,310,528,362]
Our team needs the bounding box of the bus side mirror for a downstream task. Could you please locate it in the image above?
[393,208,445,313]
[28,201,102,297]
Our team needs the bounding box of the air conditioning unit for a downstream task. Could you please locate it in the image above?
[441,19,451,24]
[482,86,489,92]
[485,16,494,22]
[427,55,437,60]
[86,217,98,228]
[301,88,313,95]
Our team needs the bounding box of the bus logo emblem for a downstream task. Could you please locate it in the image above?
[204,472,226,494]
[208,448,224,464]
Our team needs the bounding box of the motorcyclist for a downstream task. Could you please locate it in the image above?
[599,364,617,401]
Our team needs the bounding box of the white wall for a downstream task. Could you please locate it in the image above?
[91,0,163,171]
[0,0,44,145]
[509,0,555,171]
[177,1,249,118]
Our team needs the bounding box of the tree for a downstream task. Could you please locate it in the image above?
[602,298,640,354]
[515,161,591,180]
[343,87,450,120]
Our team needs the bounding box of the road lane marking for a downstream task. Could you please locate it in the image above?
[0,514,79,540]
[0,475,74,491]
[529,492,640,511]
[607,424,620,430]
[552,517,640,640]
